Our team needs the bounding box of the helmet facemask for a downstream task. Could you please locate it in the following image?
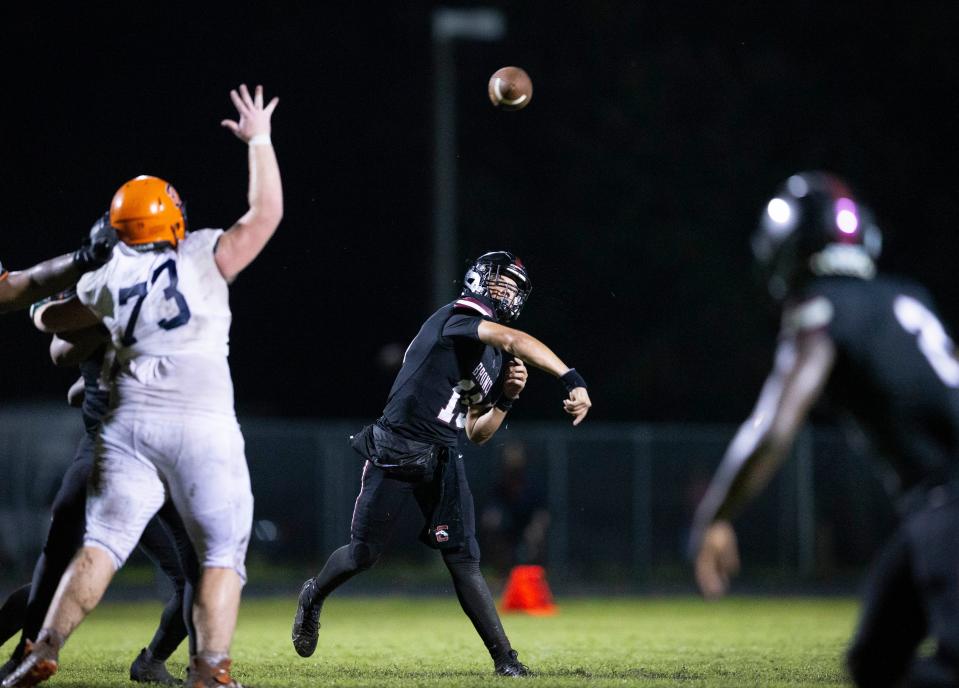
[462,252,532,322]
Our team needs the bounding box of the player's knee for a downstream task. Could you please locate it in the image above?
[350,541,382,570]
[82,539,125,572]
[441,537,481,567]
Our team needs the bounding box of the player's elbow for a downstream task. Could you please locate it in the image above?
[252,196,283,228]
[50,345,72,367]
[470,432,492,447]
[464,423,492,446]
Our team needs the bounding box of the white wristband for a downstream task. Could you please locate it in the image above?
[248,134,272,147]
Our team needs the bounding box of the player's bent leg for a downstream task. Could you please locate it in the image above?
[0,585,31,680]
[292,540,384,658]
[1,547,117,688]
[846,525,926,687]
[2,420,168,688]
[131,515,193,685]
[902,499,959,687]
[12,449,92,665]
[0,585,30,648]
[293,462,411,658]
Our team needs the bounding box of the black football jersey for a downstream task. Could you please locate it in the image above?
[79,345,111,435]
[785,275,959,496]
[380,295,505,446]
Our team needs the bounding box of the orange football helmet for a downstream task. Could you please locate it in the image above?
[110,175,187,247]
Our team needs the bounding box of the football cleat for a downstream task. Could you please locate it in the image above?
[0,637,59,688]
[291,577,323,658]
[129,648,178,685]
[186,656,243,688]
[494,649,531,677]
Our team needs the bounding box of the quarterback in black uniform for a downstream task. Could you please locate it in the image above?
[0,307,200,685]
[690,172,959,686]
[292,251,591,676]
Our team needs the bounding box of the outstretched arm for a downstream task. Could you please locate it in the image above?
[690,330,836,599]
[476,320,592,425]
[0,214,116,313]
[214,84,283,283]
[0,255,80,314]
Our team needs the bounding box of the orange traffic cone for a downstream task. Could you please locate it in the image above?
[500,565,557,615]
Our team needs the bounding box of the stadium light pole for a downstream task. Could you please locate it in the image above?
[431,7,505,310]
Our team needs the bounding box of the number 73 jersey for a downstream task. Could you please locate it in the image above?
[76,229,235,418]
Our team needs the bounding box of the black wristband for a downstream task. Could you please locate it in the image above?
[560,368,587,393]
[495,396,515,412]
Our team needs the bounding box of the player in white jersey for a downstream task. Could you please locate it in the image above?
[3,83,282,688]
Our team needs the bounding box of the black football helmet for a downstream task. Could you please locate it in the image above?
[752,171,882,300]
[462,251,532,322]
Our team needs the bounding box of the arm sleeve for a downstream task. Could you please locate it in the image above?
[442,313,485,340]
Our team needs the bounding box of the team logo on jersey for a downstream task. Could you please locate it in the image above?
[472,362,494,398]
[435,525,450,543]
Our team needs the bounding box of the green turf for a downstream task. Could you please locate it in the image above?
[0,596,858,687]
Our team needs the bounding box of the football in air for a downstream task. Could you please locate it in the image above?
[488,66,533,111]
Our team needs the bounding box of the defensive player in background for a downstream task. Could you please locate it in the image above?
[0,227,115,313]
[690,172,959,687]
[3,83,282,688]
[292,251,592,677]
[0,296,199,685]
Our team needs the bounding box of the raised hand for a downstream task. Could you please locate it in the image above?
[221,84,279,143]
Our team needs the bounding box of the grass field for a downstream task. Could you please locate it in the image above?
[0,596,858,687]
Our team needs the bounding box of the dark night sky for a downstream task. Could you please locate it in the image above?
[1,3,958,423]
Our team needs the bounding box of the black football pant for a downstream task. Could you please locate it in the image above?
[310,456,515,663]
[2,431,200,663]
[846,493,959,687]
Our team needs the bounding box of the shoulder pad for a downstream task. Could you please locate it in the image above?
[452,297,494,318]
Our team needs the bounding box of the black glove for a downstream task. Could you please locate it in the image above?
[72,213,117,273]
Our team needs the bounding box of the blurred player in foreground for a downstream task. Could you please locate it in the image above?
[0,227,115,313]
[292,251,591,677]
[690,172,959,687]
[0,297,199,685]
[3,83,282,688]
